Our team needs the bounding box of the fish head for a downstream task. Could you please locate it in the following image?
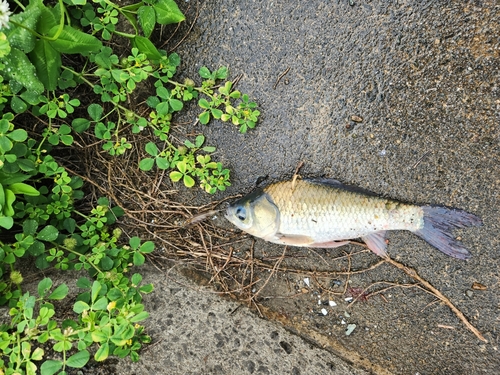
[225,189,280,240]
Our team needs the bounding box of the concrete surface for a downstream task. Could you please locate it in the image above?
[130,0,499,374]
[120,264,370,375]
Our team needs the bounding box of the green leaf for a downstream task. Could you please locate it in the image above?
[140,284,154,293]
[215,66,228,80]
[8,182,39,196]
[66,350,90,368]
[0,135,12,153]
[176,160,187,174]
[20,90,42,105]
[133,251,145,266]
[73,301,90,313]
[139,158,154,171]
[29,39,61,91]
[138,6,156,38]
[91,330,108,343]
[183,174,195,188]
[17,159,36,172]
[23,219,38,236]
[199,67,211,79]
[40,360,63,375]
[49,26,103,54]
[154,0,186,25]
[10,96,28,113]
[211,108,223,119]
[195,135,205,147]
[169,98,183,111]
[131,273,142,285]
[8,128,28,142]
[88,103,103,121]
[91,281,101,303]
[130,311,150,323]
[0,32,10,58]
[146,96,160,108]
[156,157,169,170]
[31,347,44,361]
[199,111,210,125]
[169,170,182,182]
[28,240,45,256]
[129,236,141,249]
[76,277,91,289]
[2,47,44,94]
[95,342,109,362]
[37,225,59,241]
[132,36,162,61]
[184,140,195,148]
[140,241,155,253]
[6,3,41,53]
[63,218,76,233]
[48,284,68,300]
[36,1,60,35]
[107,288,123,301]
[60,134,73,145]
[198,98,210,109]
[145,142,159,156]
[100,256,113,271]
[72,118,91,133]
[92,296,108,311]
[38,278,53,298]
[156,101,169,115]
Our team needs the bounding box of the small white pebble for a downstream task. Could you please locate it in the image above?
[379,149,387,156]
[344,311,350,318]
[344,297,353,302]
[318,299,322,305]
[321,308,328,316]
[341,319,346,325]
[303,278,310,287]
[345,324,356,336]
[329,300,337,307]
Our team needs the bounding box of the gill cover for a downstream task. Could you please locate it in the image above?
[225,190,280,240]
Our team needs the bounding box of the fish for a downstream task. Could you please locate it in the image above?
[225,178,482,260]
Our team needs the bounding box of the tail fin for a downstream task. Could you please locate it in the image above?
[414,205,482,260]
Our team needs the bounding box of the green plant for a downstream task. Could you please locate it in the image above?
[0,111,156,373]
[0,0,261,372]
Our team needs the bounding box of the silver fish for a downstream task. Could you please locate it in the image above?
[225,178,482,260]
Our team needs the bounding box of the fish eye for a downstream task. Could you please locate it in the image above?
[235,206,246,221]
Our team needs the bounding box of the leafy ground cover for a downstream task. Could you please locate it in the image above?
[0,0,260,373]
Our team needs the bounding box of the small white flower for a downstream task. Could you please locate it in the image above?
[0,0,11,29]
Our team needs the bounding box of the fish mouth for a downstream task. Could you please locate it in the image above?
[224,205,235,222]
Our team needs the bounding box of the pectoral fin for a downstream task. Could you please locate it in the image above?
[361,231,388,257]
[309,240,350,249]
[274,234,315,246]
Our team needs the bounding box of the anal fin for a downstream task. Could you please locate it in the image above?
[361,231,388,257]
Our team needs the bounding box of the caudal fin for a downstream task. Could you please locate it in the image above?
[414,205,482,260]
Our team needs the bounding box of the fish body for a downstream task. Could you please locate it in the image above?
[225,178,482,260]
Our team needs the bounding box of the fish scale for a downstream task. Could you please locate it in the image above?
[264,180,424,242]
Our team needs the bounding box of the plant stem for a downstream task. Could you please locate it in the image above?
[11,0,25,11]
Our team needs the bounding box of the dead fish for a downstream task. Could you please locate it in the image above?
[225,178,482,260]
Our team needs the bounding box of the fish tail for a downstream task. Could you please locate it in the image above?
[413,205,482,260]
